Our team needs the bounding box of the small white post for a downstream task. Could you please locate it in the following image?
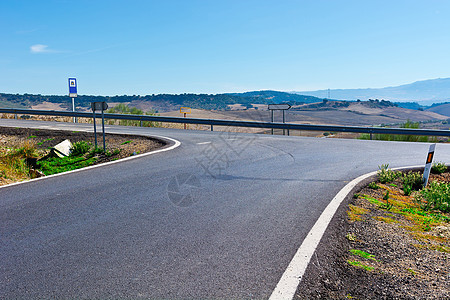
[423,143,436,187]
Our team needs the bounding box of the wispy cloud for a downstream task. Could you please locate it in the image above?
[30,44,59,54]
[16,28,39,34]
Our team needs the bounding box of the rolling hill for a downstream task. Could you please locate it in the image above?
[426,102,450,117]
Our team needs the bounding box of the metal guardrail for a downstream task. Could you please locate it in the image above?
[1,108,450,137]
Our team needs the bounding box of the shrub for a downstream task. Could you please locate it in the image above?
[377,164,401,183]
[368,182,379,189]
[402,171,423,195]
[70,141,92,156]
[431,162,447,174]
[415,181,450,213]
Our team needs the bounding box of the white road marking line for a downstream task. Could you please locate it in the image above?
[269,165,422,300]
[197,141,211,145]
[0,135,181,190]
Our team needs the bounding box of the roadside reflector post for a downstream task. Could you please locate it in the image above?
[423,143,436,187]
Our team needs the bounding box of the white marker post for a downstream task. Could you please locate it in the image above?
[423,143,436,187]
[68,78,77,123]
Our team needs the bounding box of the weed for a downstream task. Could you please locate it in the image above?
[390,183,398,187]
[121,140,132,145]
[415,181,450,213]
[431,162,447,174]
[37,142,43,146]
[349,249,377,261]
[353,193,360,199]
[368,182,379,189]
[347,260,374,271]
[346,233,357,241]
[407,268,416,275]
[381,191,393,210]
[377,164,400,183]
[27,135,36,139]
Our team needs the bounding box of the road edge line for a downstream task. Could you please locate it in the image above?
[0,135,181,190]
[269,165,423,300]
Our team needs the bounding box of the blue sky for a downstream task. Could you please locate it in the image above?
[1,0,450,96]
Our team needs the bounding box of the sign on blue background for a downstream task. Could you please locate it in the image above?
[68,78,77,97]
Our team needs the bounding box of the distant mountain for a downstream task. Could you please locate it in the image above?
[294,78,450,102]
[230,90,323,104]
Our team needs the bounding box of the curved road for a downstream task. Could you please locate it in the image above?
[1,119,449,299]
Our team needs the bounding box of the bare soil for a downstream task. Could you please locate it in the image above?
[0,126,167,186]
[296,170,449,299]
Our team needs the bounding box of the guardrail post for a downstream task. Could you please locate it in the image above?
[14,113,17,120]
[140,117,142,127]
[211,124,213,131]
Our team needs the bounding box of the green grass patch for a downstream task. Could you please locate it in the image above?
[347,260,374,271]
[360,194,384,206]
[349,249,377,261]
[37,155,98,175]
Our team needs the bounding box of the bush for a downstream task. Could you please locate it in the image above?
[70,141,92,156]
[415,181,450,213]
[377,164,401,183]
[431,162,447,174]
[402,171,423,195]
[368,182,379,189]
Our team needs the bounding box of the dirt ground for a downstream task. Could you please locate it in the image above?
[296,171,449,299]
[0,126,167,185]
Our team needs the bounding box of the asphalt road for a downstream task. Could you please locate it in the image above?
[2,119,450,299]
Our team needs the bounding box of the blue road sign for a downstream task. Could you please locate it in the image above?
[68,78,77,97]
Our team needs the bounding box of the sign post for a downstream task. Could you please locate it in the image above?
[180,107,191,130]
[423,144,436,187]
[91,101,108,152]
[268,104,291,135]
[68,78,77,123]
